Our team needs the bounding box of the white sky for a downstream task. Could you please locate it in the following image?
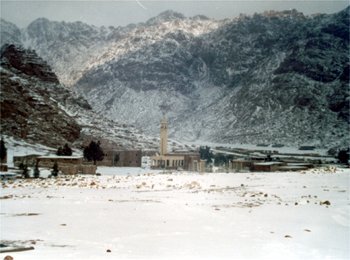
[1,0,349,28]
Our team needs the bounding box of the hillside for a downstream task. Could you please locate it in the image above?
[1,8,349,148]
[0,44,159,150]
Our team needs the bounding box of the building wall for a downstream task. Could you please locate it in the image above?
[184,154,201,171]
[13,154,41,167]
[252,162,285,172]
[56,164,97,175]
[37,157,83,168]
[151,153,204,172]
[14,155,96,174]
[103,150,142,167]
[230,160,252,172]
[151,154,185,169]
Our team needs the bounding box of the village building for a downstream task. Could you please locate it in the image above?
[251,162,286,172]
[101,150,142,167]
[13,154,42,167]
[14,154,96,175]
[229,159,252,172]
[151,117,205,172]
[37,155,97,175]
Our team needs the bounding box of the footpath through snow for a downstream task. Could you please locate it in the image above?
[0,166,349,259]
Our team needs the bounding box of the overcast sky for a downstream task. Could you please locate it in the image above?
[1,0,349,28]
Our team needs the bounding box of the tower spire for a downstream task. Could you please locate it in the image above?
[160,116,168,155]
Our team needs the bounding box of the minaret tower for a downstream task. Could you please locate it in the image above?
[160,116,168,155]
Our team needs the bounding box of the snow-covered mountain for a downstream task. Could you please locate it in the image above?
[1,8,349,148]
[0,44,160,150]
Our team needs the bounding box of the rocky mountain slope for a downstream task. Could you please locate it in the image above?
[0,44,159,150]
[1,8,349,148]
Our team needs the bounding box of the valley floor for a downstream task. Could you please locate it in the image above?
[1,167,349,259]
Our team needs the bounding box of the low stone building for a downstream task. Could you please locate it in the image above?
[37,156,83,167]
[252,162,286,172]
[36,156,96,175]
[13,154,42,167]
[278,163,314,171]
[229,159,252,172]
[102,150,142,167]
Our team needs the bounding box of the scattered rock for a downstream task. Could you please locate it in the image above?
[284,235,292,238]
[90,182,96,186]
[264,194,268,197]
[1,246,34,253]
[240,184,244,187]
[13,213,40,217]
[304,229,311,232]
[60,224,67,226]
[320,200,331,206]
[4,256,13,260]
[294,202,298,206]
[0,195,13,200]
[185,181,201,189]
[106,249,111,253]
[96,173,101,176]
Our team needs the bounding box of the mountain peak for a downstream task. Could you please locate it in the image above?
[146,10,186,25]
[27,17,51,27]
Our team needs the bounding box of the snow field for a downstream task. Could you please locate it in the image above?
[0,167,349,259]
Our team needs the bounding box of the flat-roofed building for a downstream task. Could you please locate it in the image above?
[252,162,286,172]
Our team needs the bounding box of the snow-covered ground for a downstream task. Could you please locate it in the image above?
[1,167,349,259]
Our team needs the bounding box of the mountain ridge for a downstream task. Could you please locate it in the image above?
[1,8,349,148]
